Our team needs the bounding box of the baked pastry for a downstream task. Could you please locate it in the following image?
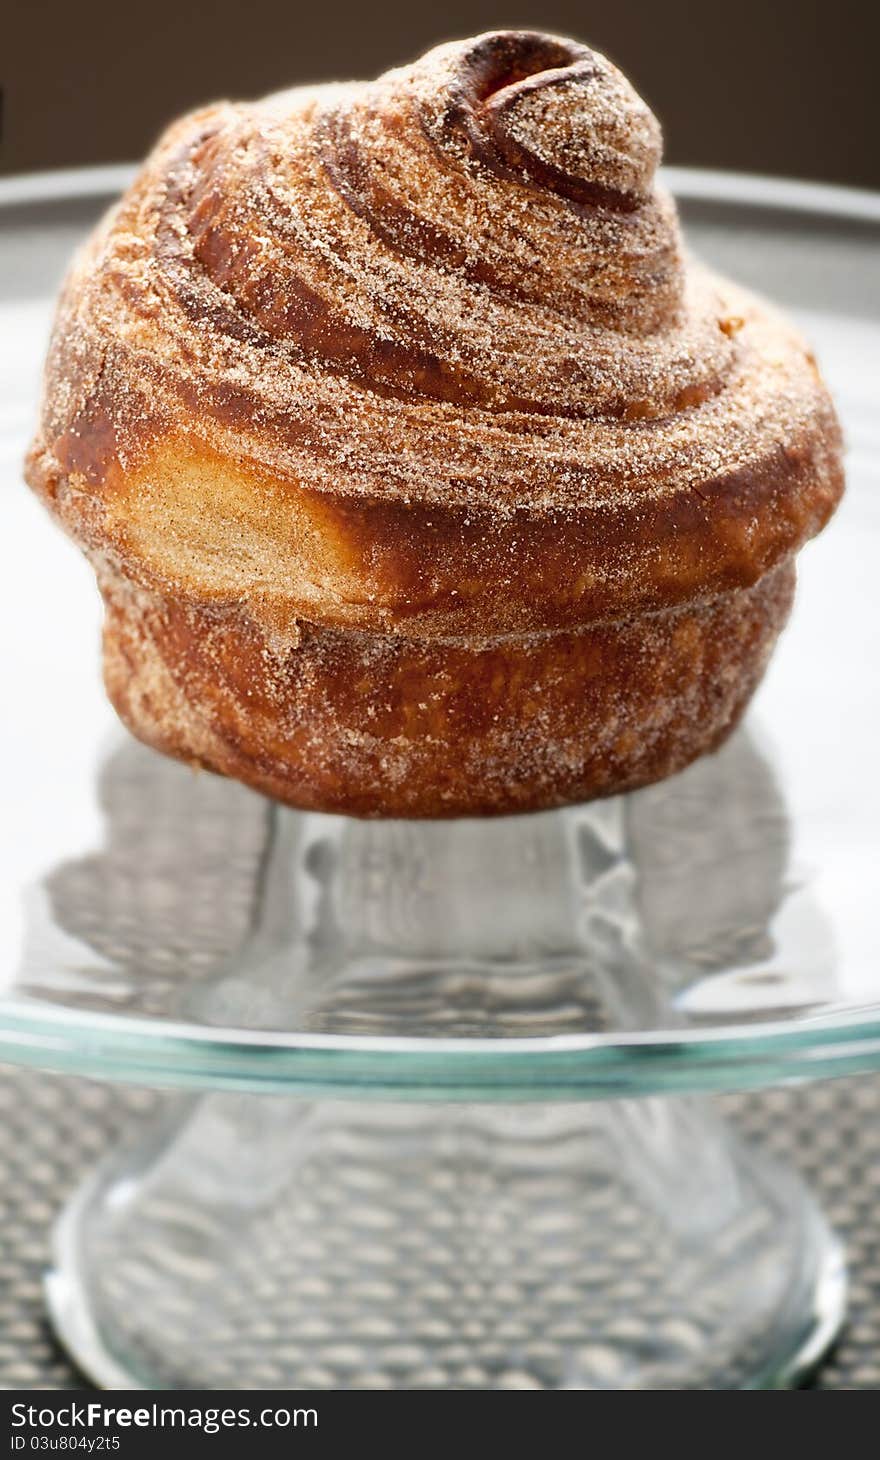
[26,30,844,817]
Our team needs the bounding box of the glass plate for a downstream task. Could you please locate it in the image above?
[1,167,879,1098]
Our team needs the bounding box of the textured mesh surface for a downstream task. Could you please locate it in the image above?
[0,1067,877,1390]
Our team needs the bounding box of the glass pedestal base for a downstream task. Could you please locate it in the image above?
[46,1091,845,1390]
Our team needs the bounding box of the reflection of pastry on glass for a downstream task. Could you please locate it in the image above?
[626,729,838,1016]
[19,730,837,1034]
[16,738,270,1017]
[25,31,844,818]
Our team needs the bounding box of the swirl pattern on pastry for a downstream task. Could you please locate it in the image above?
[29,30,842,636]
[26,31,844,815]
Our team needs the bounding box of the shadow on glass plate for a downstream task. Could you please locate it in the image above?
[15,725,841,1040]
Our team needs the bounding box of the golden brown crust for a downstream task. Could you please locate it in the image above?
[100,560,795,819]
[24,30,845,815]
[28,414,839,641]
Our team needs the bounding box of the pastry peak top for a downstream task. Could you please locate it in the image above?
[247,30,678,340]
[31,30,837,538]
[390,31,662,209]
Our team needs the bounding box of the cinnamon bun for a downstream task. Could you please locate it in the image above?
[26,31,844,816]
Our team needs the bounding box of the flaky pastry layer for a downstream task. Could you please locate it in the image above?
[25,31,844,813]
[100,561,794,818]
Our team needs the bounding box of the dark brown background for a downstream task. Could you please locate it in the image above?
[3,0,879,187]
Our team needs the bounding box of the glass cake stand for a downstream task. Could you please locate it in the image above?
[0,167,878,1391]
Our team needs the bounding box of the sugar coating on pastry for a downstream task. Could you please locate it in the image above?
[26,31,844,816]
